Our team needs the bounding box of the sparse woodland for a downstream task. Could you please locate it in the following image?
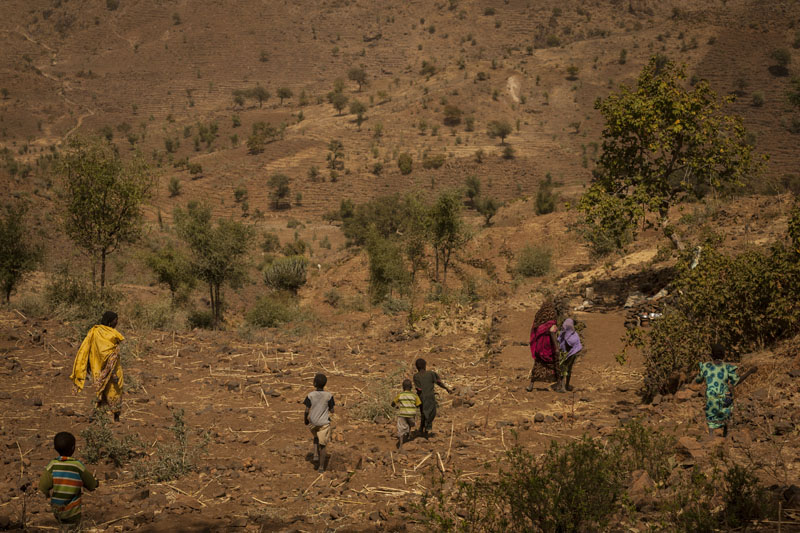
[1,0,799,530]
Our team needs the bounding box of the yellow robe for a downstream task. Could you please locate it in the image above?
[70,325,125,405]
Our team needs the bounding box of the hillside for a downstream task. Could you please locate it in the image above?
[1,0,799,531]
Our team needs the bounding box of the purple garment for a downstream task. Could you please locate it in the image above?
[558,318,582,360]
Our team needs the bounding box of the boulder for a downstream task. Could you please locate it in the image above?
[628,470,657,510]
[675,436,707,464]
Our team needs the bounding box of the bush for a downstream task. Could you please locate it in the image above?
[419,438,626,532]
[397,152,413,175]
[187,309,215,329]
[350,365,405,420]
[626,209,800,398]
[263,255,308,293]
[535,173,557,214]
[168,177,181,197]
[464,175,481,206]
[609,419,675,483]
[422,153,445,169]
[45,268,121,325]
[751,92,764,107]
[261,232,280,253]
[367,235,410,303]
[515,245,552,277]
[81,410,139,466]
[247,294,300,327]
[134,409,207,482]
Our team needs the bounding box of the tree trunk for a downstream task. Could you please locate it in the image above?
[100,249,107,289]
[209,282,216,327]
[661,216,685,251]
[214,284,221,326]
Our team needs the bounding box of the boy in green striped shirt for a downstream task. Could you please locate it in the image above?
[391,379,421,451]
[39,432,98,529]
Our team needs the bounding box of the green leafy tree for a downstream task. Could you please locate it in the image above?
[174,202,253,327]
[146,245,195,304]
[366,234,410,303]
[769,48,791,76]
[443,104,463,126]
[464,175,481,206]
[349,100,367,128]
[276,87,293,105]
[428,191,471,282]
[580,56,758,251]
[0,202,42,303]
[331,92,348,115]
[59,137,154,288]
[487,120,513,144]
[347,67,368,91]
[476,196,500,226]
[397,152,413,175]
[326,140,344,170]
[268,173,291,209]
[251,86,270,108]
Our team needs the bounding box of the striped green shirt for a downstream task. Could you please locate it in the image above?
[39,456,98,523]
[393,391,421,418]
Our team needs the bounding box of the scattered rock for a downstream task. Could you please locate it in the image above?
[788,369,800,378]
[629,470,656,510]
[651,394,662,406]
[773,420,793,436]
[674,389,694,402]
[452,397,464,408]
[675,436,707,463]
[533,413,545,423]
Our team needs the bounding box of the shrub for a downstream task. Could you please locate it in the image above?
[422,153,445,169]
[476,196,500,226]
[187,309,214,329]
[45,268,121,325]
[263,255,308,293]
[625,211,800,398]
[442,104,462,126]
[515,244,552,277]
[751,92,764,107]
[168,177,181,197]
[268,173,291,209]
[464,175,481,206]
[81,410,139,466]
[535,174,557,214]
[609,419,675,483]
[106,0,119,10]
[419,438,626,532]
[247,294,300,327]
[350,365,405,420]
[367,235,410,303]
[134,409,207,482]
[502,145,515,159]
[261,232,280,253]
[769,48,791,75]
[397,152,413,175]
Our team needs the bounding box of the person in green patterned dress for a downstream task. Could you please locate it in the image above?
[694,344,743,437]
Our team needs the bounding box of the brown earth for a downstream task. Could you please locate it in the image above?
[1,0,800,531]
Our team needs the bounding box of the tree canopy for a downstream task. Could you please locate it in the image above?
[0,202,41,302]
[174,202,253,327]
[579,56,759,252]
[59,137,154,288]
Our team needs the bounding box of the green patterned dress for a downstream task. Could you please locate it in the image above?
[695,362,740,429]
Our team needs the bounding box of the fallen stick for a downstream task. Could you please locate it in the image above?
[414,453,432,471]
[501,427,507,451]
[390,451,396,475]
[303,473,324,495]
[445,421,454,463]
[97,512,144,528]
[260,388,270,407]
[252,496,271,505]
[437,452,445,474]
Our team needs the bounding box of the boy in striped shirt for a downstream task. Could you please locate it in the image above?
[391,379,421,451]
[39,432,98,529]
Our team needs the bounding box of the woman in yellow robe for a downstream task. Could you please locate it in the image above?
[70,311,125,421]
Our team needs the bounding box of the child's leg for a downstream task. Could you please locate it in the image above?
[564,356,576,391]
[318,445,327,472]
[312,435,319,461]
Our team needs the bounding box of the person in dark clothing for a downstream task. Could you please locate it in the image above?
[413,358,452,438]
